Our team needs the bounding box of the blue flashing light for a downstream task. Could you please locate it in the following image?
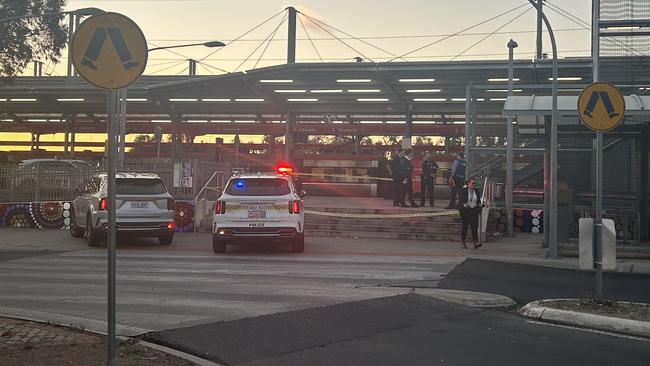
[235,180,245,190]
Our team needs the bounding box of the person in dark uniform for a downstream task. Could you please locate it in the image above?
[445,152,467,209]
[389,149,407,207]
[458,177,483,249]
[402,149,417,207]
[420,152,439,207]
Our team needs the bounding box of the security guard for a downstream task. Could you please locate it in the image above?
[420,152,439,207]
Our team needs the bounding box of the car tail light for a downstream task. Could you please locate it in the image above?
[167,198,175,210]
[289,200,300,214]
[215,200,226,214]
[99,198,107,210]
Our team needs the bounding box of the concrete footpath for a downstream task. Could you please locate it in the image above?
[471,233,650,275]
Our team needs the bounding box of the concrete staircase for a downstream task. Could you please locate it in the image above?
[305,207,463,242]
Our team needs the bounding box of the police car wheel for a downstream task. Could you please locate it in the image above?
[291,235,304,253]
[70,214,84,238]
[86,215,100,247]
[158,232,174,246]
[212,235,227,253]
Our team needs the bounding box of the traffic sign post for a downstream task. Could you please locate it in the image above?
[71,12,147,366]
[577,81,625,303]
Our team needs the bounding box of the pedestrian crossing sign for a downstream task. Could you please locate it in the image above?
[577,82,625,132]
[71,12,147,89]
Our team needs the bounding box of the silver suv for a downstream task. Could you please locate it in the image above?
[70,173,176,246]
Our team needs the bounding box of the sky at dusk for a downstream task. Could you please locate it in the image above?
[32,0,597,77]
[7,0,596,151]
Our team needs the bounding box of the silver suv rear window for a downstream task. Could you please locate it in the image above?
[117,178,167,194]
[225,178,290,196]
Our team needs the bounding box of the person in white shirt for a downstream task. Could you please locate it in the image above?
[458,177,482,249]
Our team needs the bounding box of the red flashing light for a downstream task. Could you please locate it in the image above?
[99,198,107,210]
[167,223,174,230]
[276,164,293,175]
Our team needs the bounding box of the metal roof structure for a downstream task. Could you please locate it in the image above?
[1,56,649,137]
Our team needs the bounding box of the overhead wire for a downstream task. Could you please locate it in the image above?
[199,62,230,74]
[300,13,373,62]
[299,12,405,61]
[449,6,533,61]
[146,60,186,75]
[252,14,287,70]
[198,8,287,63]
[389,3,530,61]
[147,41,192,61]
[145,28,586,43]
[197,62,215,75]
[234,13,287,72]
[197,61,228,73]
[297,14,323,62]
[545,0,647,56]
[175,66,189,76]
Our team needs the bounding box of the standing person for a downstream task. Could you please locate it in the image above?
[402,149,417,207]
[420,152,439,207]
[458,177,483,249]
[389,149,407,207]
[445,152,467,209]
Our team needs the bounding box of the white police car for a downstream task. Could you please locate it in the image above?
[212,166,305,253]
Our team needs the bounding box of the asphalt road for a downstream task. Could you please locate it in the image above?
[438,258,650,304]
[146,294,650,366]
[0,229,463,334]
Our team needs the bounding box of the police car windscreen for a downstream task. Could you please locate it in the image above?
[225,178,290,196]
[117,178,167,194]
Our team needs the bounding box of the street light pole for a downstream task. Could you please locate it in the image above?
[506,39,518,237]
[527,0,559,258]
[147,41,225,52]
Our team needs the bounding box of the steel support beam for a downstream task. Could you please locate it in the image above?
[287,7,297,64]
[403,104,413,149]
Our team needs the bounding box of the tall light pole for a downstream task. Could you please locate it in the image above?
[526,0,559,258]
[506,39,518,237]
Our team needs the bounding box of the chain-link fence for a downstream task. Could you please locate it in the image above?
[0,159,229,203]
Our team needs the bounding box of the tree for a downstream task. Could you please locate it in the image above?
[0,1,68,78]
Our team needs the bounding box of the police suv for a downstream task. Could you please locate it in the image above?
[212,166,305,253]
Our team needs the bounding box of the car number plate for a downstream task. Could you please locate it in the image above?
[131,201,148,209]
[247,210,266,219]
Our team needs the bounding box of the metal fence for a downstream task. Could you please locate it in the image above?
[0,159,229,203]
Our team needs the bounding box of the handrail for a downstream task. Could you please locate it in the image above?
[470,138,541,177]
[194,169,220,203]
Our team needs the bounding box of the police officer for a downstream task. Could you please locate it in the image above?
[420,152,439,207]
[402,149,417,207]
[445,152,467,209]
[389,149,407,207]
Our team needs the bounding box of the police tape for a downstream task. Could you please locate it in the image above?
[293,172,393,182]
[303,209,459,219]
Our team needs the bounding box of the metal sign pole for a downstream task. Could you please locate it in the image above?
[106,89,118,366]
[69,12,148,366]
[592,0,604,302]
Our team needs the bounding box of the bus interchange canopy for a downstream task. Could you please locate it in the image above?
[0,57,648,138]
